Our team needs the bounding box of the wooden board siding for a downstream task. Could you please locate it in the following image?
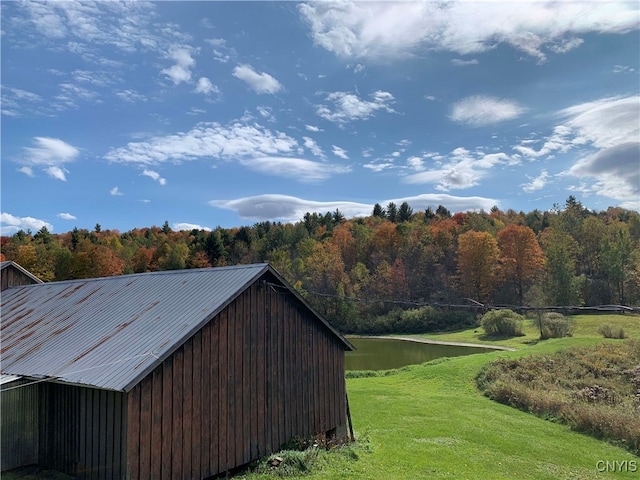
[41,383,126,480]
[0,380,39,471]
[126,274,347,480]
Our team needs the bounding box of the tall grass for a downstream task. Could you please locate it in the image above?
[477,340,640,455]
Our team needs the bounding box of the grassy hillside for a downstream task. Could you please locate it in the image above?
[240,314,640,479]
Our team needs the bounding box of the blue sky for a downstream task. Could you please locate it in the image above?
[1,1,639,234]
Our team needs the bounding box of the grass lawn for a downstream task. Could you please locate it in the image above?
[240,314,640,479]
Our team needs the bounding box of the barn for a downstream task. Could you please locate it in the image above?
[0,263,354,479]
[0,260,43,291]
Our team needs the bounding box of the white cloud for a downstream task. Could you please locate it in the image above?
[105,121,299,165]
[560,95,639,149]
[450,96,525,127]
[210,193,498,222]
[18,166,35,177]
[567,142,639,210]
[210,194,372,222]
[305,124,322,132]
[173,222,211,232]
[613,64,636,74]
[298,1,637,62]
[57,212,77,220]
[547,38,584,53]
[142,169,167,185]
[316,90,395,124]
[233,65,283,94]
[364,162,394,172]
[162,47,196,85]
[515,96,639,158]
[332,145,349,159]
[110,186,124,196]
[451,58,478,67]
[403,148,514,191]
[256,106,275,122]
[18,137,79,181]
[1,212,54,235]
[521,169,550,193]
[514,95,639,210]
[303,136,324,158]
[116,89,147,103]
[240,157,349,182]
[194,77,219,95]
[45,166,69,181]
[407,156,424,171]
[424,95,436,101]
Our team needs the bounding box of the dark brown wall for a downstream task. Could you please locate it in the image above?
[0,264,41,291]
[126,275,347,480]
[40,383,127,480]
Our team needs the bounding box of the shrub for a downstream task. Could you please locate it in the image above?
[480,309,525,337]
[355,307,476,335]
[599,323,627,339]
[534,312,575,339]
[476,340,640,455]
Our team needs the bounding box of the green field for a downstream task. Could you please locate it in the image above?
[240,314,640,479]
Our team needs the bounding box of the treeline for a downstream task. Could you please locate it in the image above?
[2,197,639,332]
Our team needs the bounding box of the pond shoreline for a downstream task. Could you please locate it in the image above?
[348,335,516,351]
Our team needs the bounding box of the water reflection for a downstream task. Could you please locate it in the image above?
[345,337,489,371]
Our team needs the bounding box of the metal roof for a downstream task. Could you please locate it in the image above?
[1,263,351,392]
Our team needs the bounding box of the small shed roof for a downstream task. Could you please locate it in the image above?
[1,263,352,392]
[0,261,44,284]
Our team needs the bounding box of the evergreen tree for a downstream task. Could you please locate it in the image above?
[386,202,398,223]
[398,202,414,222]
[372,203,386,218]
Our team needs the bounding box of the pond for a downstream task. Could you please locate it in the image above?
[345,337,492,371]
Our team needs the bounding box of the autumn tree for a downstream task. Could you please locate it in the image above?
[497,224,546,305]
[539,227,582,306]
[456,230,500,303]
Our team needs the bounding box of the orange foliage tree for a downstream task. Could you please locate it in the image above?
[456,230,500,303]
[497,224,546,304]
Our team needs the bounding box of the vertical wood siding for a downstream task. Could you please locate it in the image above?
[127,275,347,479]
[0,381,39,471]
[41,383,126,480]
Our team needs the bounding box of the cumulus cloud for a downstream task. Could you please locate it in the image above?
[403,148,515,191]
[316,90,395,123]
[104,121,299,165]
[450,95,525,127]
[233,65,282,94]
[332,145,349,159]
[298,1,637,62]
[1,212,53,235]
[7,1,161,54]
[18,137,79,181]
[194,77,219,95]
[514,95,639,210]
[210,193,498,222]
[305,124,322,132]
[303,136,324,158]
[110,186,124,196]
[521,169,551,193]
[173,222,211,232]
[57,212,77,220]
[142,169,167,185]
[162,47,196,85]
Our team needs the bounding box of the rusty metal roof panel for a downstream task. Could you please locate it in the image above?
[0,263,269,392]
